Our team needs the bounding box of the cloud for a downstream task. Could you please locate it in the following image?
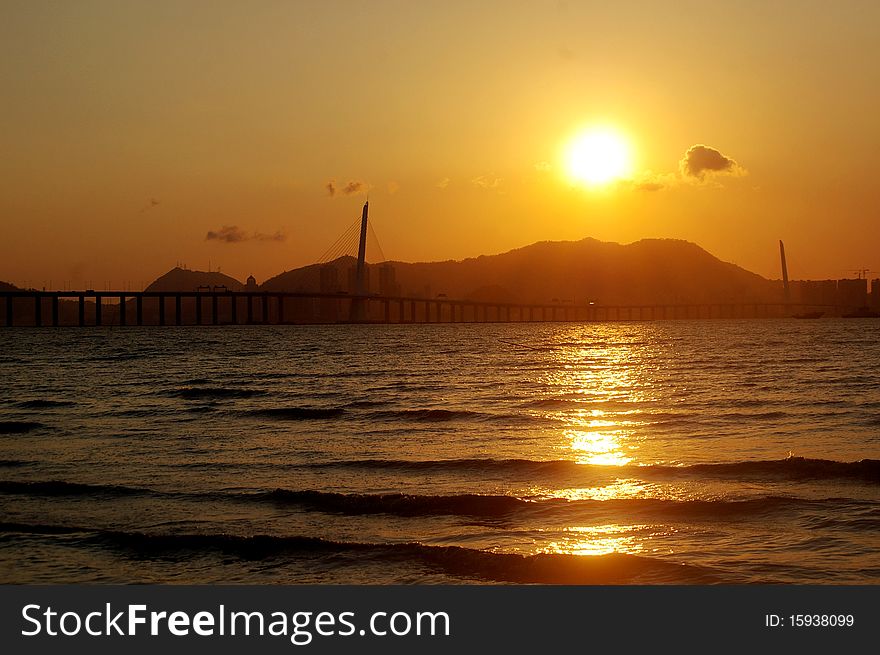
[206,225,247,243]
[206,226,286,244]
[342,180,367,195]
[471,175,503,190]
[679,144,744,179]
[325,179,369,197]
[253,230,286,242]
[436,177,451,189]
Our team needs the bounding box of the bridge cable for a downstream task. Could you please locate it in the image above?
[367,221,387,263]
[318,218,360,264]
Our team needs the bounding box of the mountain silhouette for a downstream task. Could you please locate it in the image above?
[260,238,778,304]
[145,267,244,292]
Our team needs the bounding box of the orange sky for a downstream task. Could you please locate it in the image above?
[2,1,878,289]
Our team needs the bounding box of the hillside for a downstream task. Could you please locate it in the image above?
[260,237,779,305]
[145,267,244,292]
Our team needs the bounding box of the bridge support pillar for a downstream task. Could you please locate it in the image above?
[95,297,102,326]
[247,295,253,324]
[78,296,84,326]
[212,295,218,325]
[52,295,59,327]
[262,294,269,324]
[119,296,126,326]
[277,296,284,324]
[136,295,143,325]
[230,295,237,325]
[175,295,182,325]
[195,294,202,325]
[34,295,41,327]
[159,296,165,326]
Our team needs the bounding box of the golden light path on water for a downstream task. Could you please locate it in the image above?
[531,337,666,557]
[540,525,648,557]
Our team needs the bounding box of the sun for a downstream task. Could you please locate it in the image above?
[564,128,633,186]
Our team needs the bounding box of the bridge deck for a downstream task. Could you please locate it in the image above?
[0,290,841,327]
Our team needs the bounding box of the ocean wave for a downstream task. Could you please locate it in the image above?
[247,407,346,420]
[370,409,494,422]
[0,459,29,467]
[0,480,150,497]
[344,400,390,409]
[0,522,719,584]
[665,457,880,483]
[0,421,44,434]
[300,456,880,483]
[258,489,857,521]
[16,400,76,409]
[3,479,862,523]
[261,490,526,517]
[169,387,266,400]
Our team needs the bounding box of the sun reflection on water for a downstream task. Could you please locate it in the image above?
[533,331,666,468]
[551,479,649,501]
[568,428,633,466]
[538,524,647,557]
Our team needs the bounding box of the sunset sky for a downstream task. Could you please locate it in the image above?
[2,0,878,288]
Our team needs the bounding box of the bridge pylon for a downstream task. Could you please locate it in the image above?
[350,201,369,321]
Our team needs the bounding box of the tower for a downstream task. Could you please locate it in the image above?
[355,201,368,296]
[779,240,790,303]
[350,201,369,321]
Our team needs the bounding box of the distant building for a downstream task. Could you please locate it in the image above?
[870,279,880,310]
[320,265,340,293]
[790,280,837,306]
[244,275,258,290]
[836,278,868,309]
[378,264,401,297]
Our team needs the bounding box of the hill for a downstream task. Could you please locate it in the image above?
[261,237,779,305]
[145,267,244,292]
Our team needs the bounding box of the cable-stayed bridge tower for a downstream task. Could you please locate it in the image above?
[351,201,369,321]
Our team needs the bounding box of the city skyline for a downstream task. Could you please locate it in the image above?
[2,1,878,286]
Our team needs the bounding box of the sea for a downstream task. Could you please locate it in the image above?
[1,319,878,584]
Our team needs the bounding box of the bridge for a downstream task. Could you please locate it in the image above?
[0,202,841,326]
[0,289,840,327]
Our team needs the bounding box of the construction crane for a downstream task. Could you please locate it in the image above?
[849,269,879,280]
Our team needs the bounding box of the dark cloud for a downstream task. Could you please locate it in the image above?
[253,230,286,242]
[206,226,286,244]
[206,225,247,243]
[325,179,368,196]
[679,144,743,178]
[635,181,665,192]
[342,180,367,195]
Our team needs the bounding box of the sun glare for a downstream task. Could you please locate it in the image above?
[565,128,633,186]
